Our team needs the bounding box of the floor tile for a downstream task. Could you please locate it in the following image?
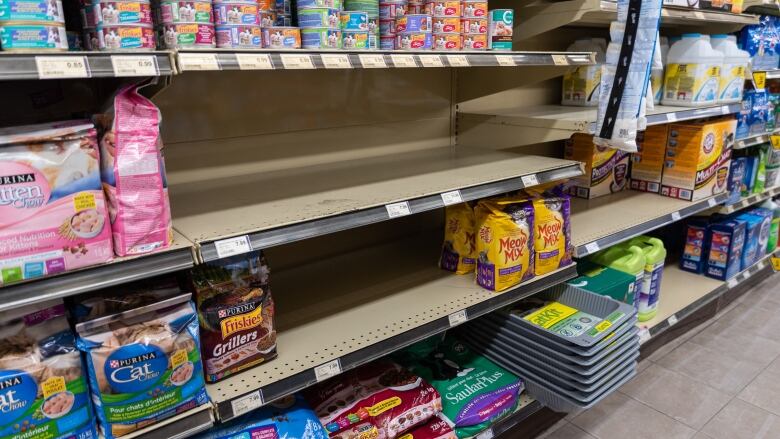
[701,399,780,439]
[738,356,780,416]
[538,422,597,439]
[619,364,731,429]
[646,319,714,363]
[636,358,652,374]
[714,303,780,340]
[655,339,765,395]
[689,322,780,368]
[571,392,696,439]
[692,432,714,439]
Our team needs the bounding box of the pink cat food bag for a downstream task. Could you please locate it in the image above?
[94,85,173,257]
[0,121,113,285]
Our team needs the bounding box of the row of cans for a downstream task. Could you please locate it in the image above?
[377,0,486,19]
[377,31,486,50]
[0,0,65,24]
[380,14,483,33]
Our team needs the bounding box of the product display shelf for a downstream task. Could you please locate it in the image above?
[743,0,780,16]
[640,250,779,342]
[457,103,740,147]
[718,186,780,214]
[514,0,758,40]
[571,191,729,258]
[735,129,778,149]
[471,393,542,438]
[0,230,195,312]
[0,51,175,80]
[175,50,595,72]
[205,235,577,421]
[122,404,215,439]
[168,146,583,262]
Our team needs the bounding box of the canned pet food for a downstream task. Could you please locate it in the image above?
[488,8,512,50]
[379,34,393,48]
[97,24,155,49]
[94,1,153,25]
[274,0,290,14]
[433,31,459,49]
[0,0,64,23]
[395,13,429,32]
[396,31,431,49]
[461,32,485,49]
[80,4,96,27]
[460,17,485,33]
[432,16,458,32]
[425,0,459,16]
[300,26,340,48]
[368,16,378,31]
[262,25,299,47]
[83,27,98,49]
[408,4,423,13]
[340,10,367,30]
[378,1,406,18]
[461,0,486,18]
[368,30,377,48]
[0,22,67,49]
[345,0,377,13]
[161,22,215,47]
[213,2,256,24]
[297,7,338,28]
[215,23,261,47]
[342,29,367,48]
[67,30,82,49]
[258,9,276,26]
[274,13,291,25]
[379,18,393,34]
[298,0,340,8]
[257,0,272,9]
[159,1,213,24]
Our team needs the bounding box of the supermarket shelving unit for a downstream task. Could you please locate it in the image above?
[717,186,780,214]
[0,51,176,79]
[735,130,778,149]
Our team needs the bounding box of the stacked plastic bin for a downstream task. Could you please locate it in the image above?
[459,284,639,412]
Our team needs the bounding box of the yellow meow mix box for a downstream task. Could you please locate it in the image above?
[564,133,629,199]
[630,124,670,193]
[660,118,735,201]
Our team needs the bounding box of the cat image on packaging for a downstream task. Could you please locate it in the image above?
[564,133,629,199]
[439,202,476,274]
[531,196,572,276]
[475,197,534,292]
[630,125,669,193]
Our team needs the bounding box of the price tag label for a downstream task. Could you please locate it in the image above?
[495,55,516,66]
[693,10,705,18]
[232,391,263,418]
[721,105,732,114]
[771,135,780,149]
[178,53,220,71]
[419,54,444,67]
[36,56,90,79]
[448,309,468,327]
[390,54,416,67]
[707,198,718,207]
[111,55,158,76]
[666,112,678,122]
[551,54,569,66]
[772,256,780,272]
[215,235,253,259]
[475,428,494,439]
[521,174,539,187]
[744,270,752,280]
[359,54,387,68]
[727,277,738,289]
[638,327,651,344]
[281,54,315,69]
[386,201,411,218]
[441,190,463,206]
[671,211,681,221]
[667,314,678,326]
[314,359,342,382]
[236,53,273,70]
[753,71,767,91]
[321,54,352,69]
[447,55,470,67]
[584,242,600,255]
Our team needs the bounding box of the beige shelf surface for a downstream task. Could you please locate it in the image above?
[169,146,581,244]
[640,264,723,330]
[718,186,780,214]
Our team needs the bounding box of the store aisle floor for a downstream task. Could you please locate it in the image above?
[537,274,780,439]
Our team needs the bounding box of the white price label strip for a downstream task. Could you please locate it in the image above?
[441,190,463,206]
[693,10,705,18]
[475,428,494,439]
[727,278,738,289]
[638,327,651,344]
[281,54,315,69]
[390,54,416,68]
[236,53,273,70]
[448,309,468,327]
[419,54,444,67]
[446,55,470,67]
[178,53,220,71]
[708,198,718,207]
[36,56,90,79]
[521,174,539,187]
[231,390,263,417]
[314,359,342,382]
[671,211,681,221]
[744,270,752,280]
[666,112,678,122]
[111,55,158,76]
[214,235,253,259]
[495,55,516,66]
[551,54,568,66]
[386,201,411,218]
[667,314,678,326]
[584,242,600,254]
[321,54,352,69]
[359,54,387,68]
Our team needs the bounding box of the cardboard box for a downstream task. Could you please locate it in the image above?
[680,217,710,274]
[569,259,636,305]
[660,118,735,202]
[663,0,699,8]
[705,218,745,281]
[735,213,763,271]
[630,125,669,193]
[564,133,629,199]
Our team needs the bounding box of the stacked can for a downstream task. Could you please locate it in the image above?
[92,0,156,50]
[487,9,511,50]
[0,0,68,50]
[297,0,341,49]
[214,0,262,48]
[340,11,367,49]
[407,0,423,13]
[274,0,291,24]
[344,0,377,48]
[377,0,404,50]
[460,0,486,50]
[155,0,216,49]
[424,0,457,50]
[394,13,429,50]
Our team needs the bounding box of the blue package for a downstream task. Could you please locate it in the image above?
[726,157,747,204]
[736,94,751,140]
[750,90,769,136]
[681,217,711,274]
[705,218,746,281]
[742,155,759,196]
[736,213,763,270]
[195,394,328,439]
[740,15,780,71]
[746,207,773,261]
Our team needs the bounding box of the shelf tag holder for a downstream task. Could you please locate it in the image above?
[771,135,780,149]
[314,359,342,382]
[671,211,681,221]
[638,327,650,344]
[753,71,767,92]
[231,390,264,418]
[446,55,469,67]
[359,54,387,68]
[214,235,253,259]
[441,190,463,206]
[521,174,539,187]
[584,242,600,255]
[111,55,158,76]
[390,54,416,68]
[236,53,274,70]
[178,53,220,71]
[667,314,678,327]
[280,54,315,69]
[386,201,411,218]
[321,54,352,69]
[419,55,444,68]
[448,309,468,327]
[36,56,91,79]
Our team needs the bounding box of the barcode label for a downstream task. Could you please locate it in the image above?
[667,314,678,326]
[495,55,515,66]
[448,309,468,327]
[280,54,315,69]
[441,190,463,206]
[727,278,738,288]
[236,54,274,70]
[36,56,90,79]
[390,54,416,67]
[707,198,718,207]
[666,113,678,122]
[178,53,220,71]
[386,201,411,218]
[447,55,470,67]
[551,54,568,65]
[585,242,600,254]
[671,212,681,221]
[359,54,387,68]
[521,174,539,187]
[215,235,253,259]
[321,54,352,69]
[314,359,342,382]
[638,327,651,344]
[111,55,158,76]
[231,391,263,418]
[419,55,444,67]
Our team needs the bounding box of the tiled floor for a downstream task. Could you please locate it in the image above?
[537,275,780,439]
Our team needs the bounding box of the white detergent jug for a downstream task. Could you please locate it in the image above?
[711,34,750,104]
[662,33,723,107]
[650,36,669,104]
[562,38,606,106]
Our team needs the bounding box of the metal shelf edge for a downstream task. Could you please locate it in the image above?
[491,398,545,437]
[719,186,780,214]
[121,404,214,439]
[0,51,174,80]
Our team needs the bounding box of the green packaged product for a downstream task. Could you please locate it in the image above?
[754,145,768,194]
[568,259,636,305]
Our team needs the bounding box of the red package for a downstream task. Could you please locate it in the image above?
[398,417,457,439]
[305,360,442,438]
